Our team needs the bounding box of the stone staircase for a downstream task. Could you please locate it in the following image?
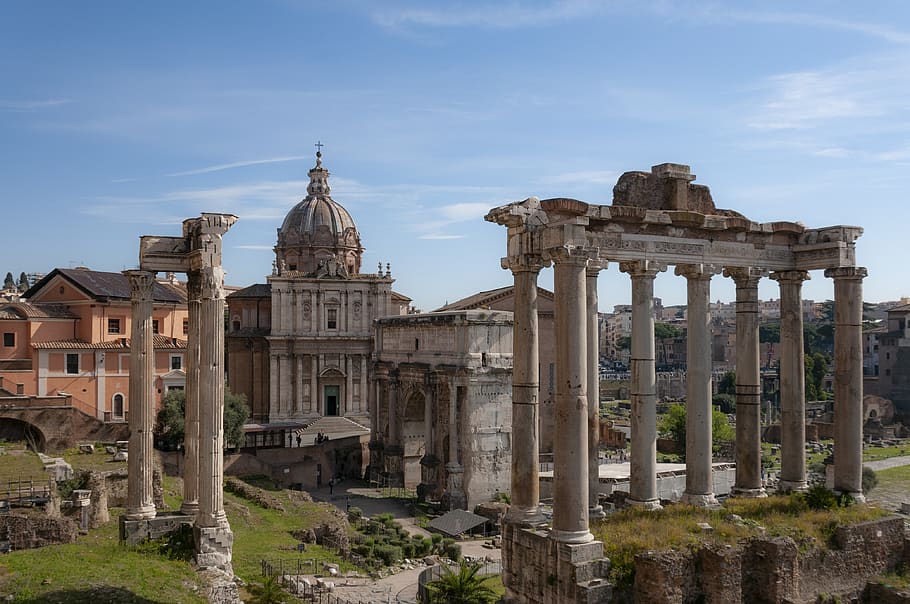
[299,416,369,437]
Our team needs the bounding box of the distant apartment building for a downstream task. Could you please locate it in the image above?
[0,267,188,421]
[867,302,910,412]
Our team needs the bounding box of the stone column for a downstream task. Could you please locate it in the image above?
[551,247,593,544]
[269,354,279,418]
[505,259,546,526]
[195,265,233,570]
[345,355,353,416]
[676,264,719,507]
[278,354,290,419]
[385,372,403,487]
[311,355,319,415]
[622,260,665,509]
[419,373,439,499]
[442,374,466,510]
[726,267,767,497]
[180,271,201,515]
[295,354,304,415]
[771,270,810,493]
[368,366,386,482]
[360,355,368,414]
[586,262,606,519]
[125,270,157,520]
[826,267,867,502]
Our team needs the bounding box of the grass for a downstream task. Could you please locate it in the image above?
[0,440,45,478]
[592,495,891,590]
[863,444,910,462]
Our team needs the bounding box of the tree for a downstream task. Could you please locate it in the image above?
[617,335,631,350]
[154,387,249,450]
[3,272,13,290]
[17,272,28,291]
[759,322,780,343]
[713,393,736,414]
[659,403,734,456]
[426,561,498,604]
[654,322,681,340]
[804,352,830,401]
[718,371,736,395]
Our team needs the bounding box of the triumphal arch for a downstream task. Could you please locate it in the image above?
[121,213,237,574]
[486,164,866,603]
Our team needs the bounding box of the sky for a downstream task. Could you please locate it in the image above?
[2,1,910,313]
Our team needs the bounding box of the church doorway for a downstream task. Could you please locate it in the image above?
[324,385,340,416]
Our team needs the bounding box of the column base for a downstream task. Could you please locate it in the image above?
[731,487,767,498]
[588,505,606,520]
[180,501,199,515]
[681,492,719,507]
[505,505,548,527]
[194,524,234,573]
[627,497,662,510]
[835,490,866,504]
[125,504,156,521]
[550,528,595,544]
[778,480,808,493]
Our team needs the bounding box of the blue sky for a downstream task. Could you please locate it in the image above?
[2,1,909,312]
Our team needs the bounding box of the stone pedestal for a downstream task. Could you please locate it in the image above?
[194,524,234,573]
[384,445,405,488]
[441,462,466,511]
[418,454,441,502]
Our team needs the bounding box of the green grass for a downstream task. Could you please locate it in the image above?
[0,441,45,479]
[863,444,910,462]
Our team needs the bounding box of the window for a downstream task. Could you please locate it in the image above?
[66,353,79,375]
[152,320,160,334]
[113,394,124,418]
[327,308,338,330]
[171,355,182,370]
[107,318,121,334]
[2,333,13,347]
[182,319,189,336]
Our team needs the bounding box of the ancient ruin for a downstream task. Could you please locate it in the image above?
[487,163,868,603]
[120,213,236,574]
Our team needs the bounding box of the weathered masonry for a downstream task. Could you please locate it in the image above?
[121,213,237,575]
[486,164,866,603]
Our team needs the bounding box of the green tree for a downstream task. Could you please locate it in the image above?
[154,387,249,450]
[617,336,631,350]
[713,393,736,414]
[759,322,780,343]
[17,272,28,291]
[654,322,681,340]
[426,561,498,604]
[804,352,830,401]
[3,272,13,290]
[718,371,736,395]
[659,403,734,455]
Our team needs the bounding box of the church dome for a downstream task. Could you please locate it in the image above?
[275,151,364,277]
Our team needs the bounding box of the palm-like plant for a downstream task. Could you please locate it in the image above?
[425,560,498,604]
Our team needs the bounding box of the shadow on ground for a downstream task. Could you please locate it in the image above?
[22,586,172,604]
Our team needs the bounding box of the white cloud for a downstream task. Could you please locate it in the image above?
[0,98,73,111]
[371,0,606,30]
[540,170,618,186]
[234,245,274,250]
[166,156,312,177]
[419,233,465,240]
[812,147,850,158]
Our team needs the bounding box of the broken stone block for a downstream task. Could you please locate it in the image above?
[113,451,128,462]
[78,444,95,454]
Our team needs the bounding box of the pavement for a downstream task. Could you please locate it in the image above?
[303,480,501,603]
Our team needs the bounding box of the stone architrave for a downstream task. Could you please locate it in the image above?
[551,246,594,544]
[621,260,666,509]
[586,262,606,519]
[771,270,810,493]
[826,266,868,502]
[125,270,157,521]
[506,257,547,526]
[181,271,201,515]
[725,266,767,498]
[676,263,720,507]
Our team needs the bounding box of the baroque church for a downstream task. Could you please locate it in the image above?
[226,151,410,427]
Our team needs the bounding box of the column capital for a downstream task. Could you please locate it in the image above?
[502,254,549,274]
[547,245,595,265]
[723,266,767,287]
[770,269,811,284]
[124,270,157,300]
[674,263,721,280]
[824,266,868,281]
[620,260,666,278]
[198,265,226,299]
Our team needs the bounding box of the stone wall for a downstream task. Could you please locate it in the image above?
[0,514,78,550]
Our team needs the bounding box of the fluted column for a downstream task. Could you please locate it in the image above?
[269,354,279,419]
[278,354,290,419]
[771,270,810,492]
[345,355,353,416]
[551,247,593,544]
[677,264,719,507]
[826,266,867,502]
[505,258,546,526]
[311,355,319,415]
[726,267,767,497]
[180,271,201,515]
[360,355,367,413]
[622,260,665,509]
[295,354,304,415]
[125,270,157,520]
[197,266,230,533]
[586,262,606,519]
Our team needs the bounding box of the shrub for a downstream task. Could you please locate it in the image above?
[431,533,443,545]
[374,544,402,566]
[800,486,839,511]
[443,541,462,562]
[862,467,878,494]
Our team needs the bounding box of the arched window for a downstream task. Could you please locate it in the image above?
[113,393,124,419]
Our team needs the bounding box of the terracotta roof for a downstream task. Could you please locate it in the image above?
[0,302,78,320]
[434,284,554,312]
[26,268,186,304]
[32,335,186,350]
[227,283,271,298]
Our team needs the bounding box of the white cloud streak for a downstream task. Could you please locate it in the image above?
[0,98,73,112]
[165,155,312,177]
